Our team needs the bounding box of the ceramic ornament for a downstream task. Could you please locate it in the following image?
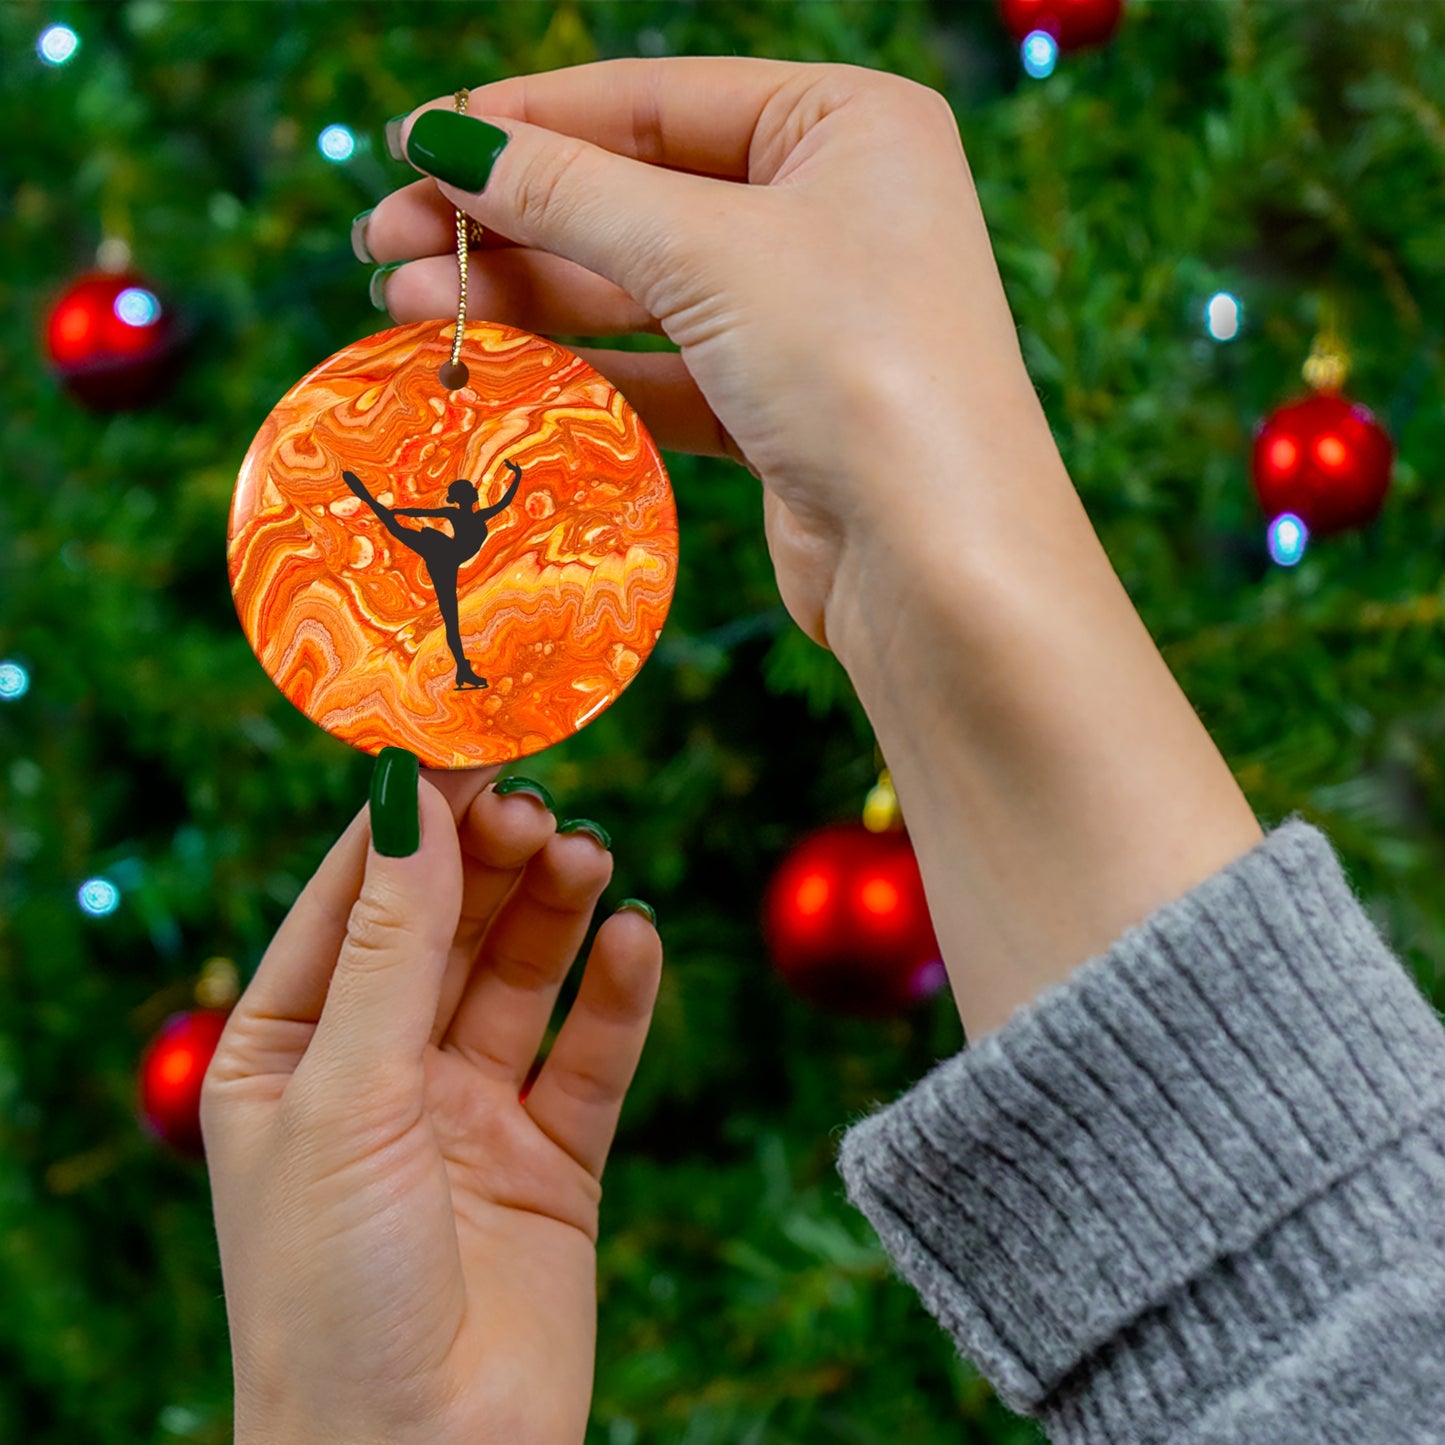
[229,317,677,768]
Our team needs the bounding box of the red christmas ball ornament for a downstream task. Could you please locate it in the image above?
[44,269,180,410]
[998,0,1124,50]
[137,1008,230,1157]
[1251,392,1393,537]
[764,822,945,1018]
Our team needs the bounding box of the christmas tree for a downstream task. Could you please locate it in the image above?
[2,3,1443,1442]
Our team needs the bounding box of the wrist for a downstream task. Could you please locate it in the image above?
[825,428,1262,1038]
[818,335,1069,652]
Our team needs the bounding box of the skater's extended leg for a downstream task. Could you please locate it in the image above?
[343,471,420,551]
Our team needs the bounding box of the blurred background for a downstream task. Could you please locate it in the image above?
[2,2,1443,1441]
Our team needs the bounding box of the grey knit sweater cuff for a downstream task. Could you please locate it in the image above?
[835,817,1445,1436]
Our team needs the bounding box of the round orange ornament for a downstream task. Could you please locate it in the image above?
[229,319,677,768]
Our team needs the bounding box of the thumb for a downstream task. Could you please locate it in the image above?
[302,749,463,1090]
[398,106,735,318]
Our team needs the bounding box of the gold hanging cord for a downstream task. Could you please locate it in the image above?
[438,88,485,391]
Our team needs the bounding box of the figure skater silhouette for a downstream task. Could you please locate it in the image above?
[342,461,522,689]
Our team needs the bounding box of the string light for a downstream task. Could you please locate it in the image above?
[909,959,948,1000]
[1205,291,1242,341]
[37,24,79,66]
[318,124,356,162]
[1021,30,1059,78]
[1267,512,1308,567]
[114,287,162,327]
[78,878,121,917]
[0,660,29,700]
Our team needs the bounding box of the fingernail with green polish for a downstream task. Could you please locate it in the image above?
[384,113,409,162]
[370,747,420,857]
[350,208,375,264]
[617,898,656,926]
[369,261,404,312]
[493,775,555,811]
[405,110,510,192]
[558,818,612,850]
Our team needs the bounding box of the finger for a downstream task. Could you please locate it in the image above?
[207,767,496,1092]
[207,804,372,1088]
[361,178,521,262]
[570,346,747,464]
[440,827,614,1084]
[523,907,663,1180]
[399,107,752,313]
[411,56,809,181]
[421,763,503,822]
[378,248,661,337]
[300,777,464,1087]
[429,783,558,1049]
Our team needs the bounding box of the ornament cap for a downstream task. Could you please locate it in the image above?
[194,956,240,1009]
[96,236,133,273]
[1303,299,1350,392]
[1302,339,1350,393]
[862,767,902,832]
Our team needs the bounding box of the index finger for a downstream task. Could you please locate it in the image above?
[407,55,809,181]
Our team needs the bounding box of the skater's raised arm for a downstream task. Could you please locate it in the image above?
[476,460,522,520]
[392,506,451,519]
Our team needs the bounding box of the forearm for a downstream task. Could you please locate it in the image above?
[827,397,1262,1039]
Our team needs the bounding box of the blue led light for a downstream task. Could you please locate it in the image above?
[78,877,121,917]
[38,24,79,66]
[0,661,29,700]
[1021,30,1059,79]
[318,124,357,162]
[1205,291,1242,342]
[114,287,162,328]
[1267,512,1308,567]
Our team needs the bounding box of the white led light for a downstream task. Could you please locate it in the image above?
[318,124,357,162]
[38,24,79,66]
[78,878,121,917]
[114,287,161,327]
[1022,30,1059,80]
[1205,291,1242,342]
[0,660,29,700]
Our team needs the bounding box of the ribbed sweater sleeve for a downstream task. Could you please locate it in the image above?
[835,817,1445,1443]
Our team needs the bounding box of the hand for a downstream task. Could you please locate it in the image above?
[361,60,1263,1040]
[202,768,662,1445]
[361,57,1051,661]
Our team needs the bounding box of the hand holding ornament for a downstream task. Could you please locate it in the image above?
[367,57,1262,1040]
[204,760,660,1445]
[363,55,1047,664]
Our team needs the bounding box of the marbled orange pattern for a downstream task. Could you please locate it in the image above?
[229,320,677,767]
